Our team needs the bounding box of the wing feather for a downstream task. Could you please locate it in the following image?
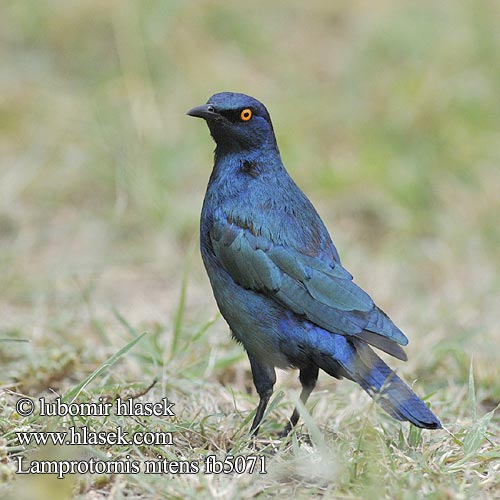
[210,218,408,358]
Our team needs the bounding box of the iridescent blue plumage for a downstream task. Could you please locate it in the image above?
[188,92,441,434]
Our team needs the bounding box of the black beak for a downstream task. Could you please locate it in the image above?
[186,104,217,120]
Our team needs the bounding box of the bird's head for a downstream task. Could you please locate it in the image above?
[187,92,277,154]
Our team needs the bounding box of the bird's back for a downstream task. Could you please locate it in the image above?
[201,150,341,268]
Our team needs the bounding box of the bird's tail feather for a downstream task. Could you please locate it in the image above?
[315,336,441,429]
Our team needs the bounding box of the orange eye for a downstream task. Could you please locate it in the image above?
[240,108,253,121]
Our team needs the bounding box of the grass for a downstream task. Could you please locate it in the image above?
[1,0,499,498]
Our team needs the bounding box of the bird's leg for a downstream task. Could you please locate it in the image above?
[248,354,276,436]
[280,365,319,437]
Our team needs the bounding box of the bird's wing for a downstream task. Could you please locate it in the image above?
[210,217,409,360]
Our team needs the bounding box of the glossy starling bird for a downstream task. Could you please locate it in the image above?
[188,92,441,436]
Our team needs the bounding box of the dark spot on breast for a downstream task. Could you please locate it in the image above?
[240,160,259,178]
[263,198,273,210]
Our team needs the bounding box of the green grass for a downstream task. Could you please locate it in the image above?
[1,1,499,498]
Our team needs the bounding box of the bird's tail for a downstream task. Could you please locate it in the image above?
[314,335,441,429]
